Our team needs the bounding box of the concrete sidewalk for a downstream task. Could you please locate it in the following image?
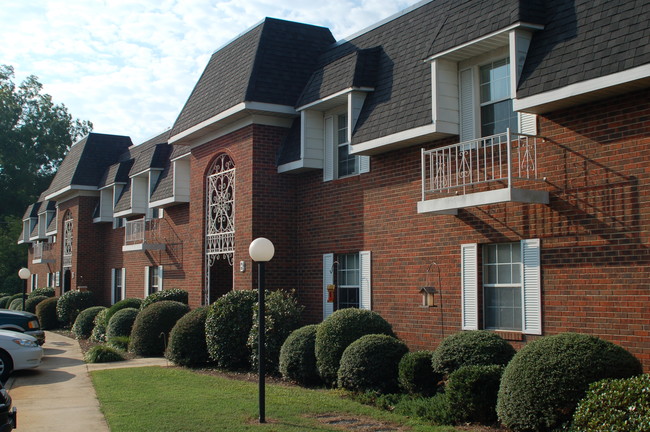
[5,331,168,431]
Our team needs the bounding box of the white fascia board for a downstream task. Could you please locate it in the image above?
[350,124,451,156]
[99,182,126,190]
[149,196,189,208]
[170,152,191,162]
[277,158,324,174]
[130,168,163,179]
[514,64,650,113]
[296,87,375,112]
[44,185,98,201]
[169,102,296,145]
[425,22,544,62]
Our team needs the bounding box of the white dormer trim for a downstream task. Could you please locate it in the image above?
[296,87,375,112]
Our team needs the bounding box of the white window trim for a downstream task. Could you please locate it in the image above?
[323,103,370,182]
[144,265,163,297]
[111,268,126,305]
[322,251,371,321]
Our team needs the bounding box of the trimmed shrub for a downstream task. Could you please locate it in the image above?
[571,374,650,432]
[316,308,395,386]
[29,287,55,298]
[56,290,95,327]
[0,296,12,308]
[8,298,24,310]
[205,290,257,370]
[71,306,106,339]
[84,345,126,363]
[166,307,210,367]
[497,333,643,432]
[338,334,409,393]
[35,297,59,330]
[7,293,25,306]
[394,393,454,425]
[106,298,143,324]
[248,290,303,373]
[106,308,139,339]
[430,330,515,376]
[446,364,504,425]
[279,324,321,386]
[141,289,188,310]
[107,336,130,351]
[399,351,440,396]
[91,308,109,342]
[129,300,190,357]
[24,295,48,313]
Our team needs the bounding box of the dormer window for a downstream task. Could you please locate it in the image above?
[479,58,518,136]
[336,112,359,177]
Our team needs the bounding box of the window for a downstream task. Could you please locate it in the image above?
[113,217,124,229]
[336,114,358,177]
[324,109,369,181]
[112,268,125,304]
[46,273,53,287]
[337,253,360,309]
[322,251,371,319]
[31,274,38,291]
[479,59,518,137]
[483,243,522,331]
[145,265,163,297]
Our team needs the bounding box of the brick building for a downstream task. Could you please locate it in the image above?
[18,0,650,368]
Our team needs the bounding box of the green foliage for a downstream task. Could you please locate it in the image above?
[315,308,395,386]
[84,345,126,363]
[105,298,142,324]
[7,293,25,310]
[430,330,515,376]
[24,295,48,313]
[497,333,643,432]
[446,364,504,425]
[56,290,95,327]
[248,290,303,373]
[107,336,130,351]
[8,298,24,310]
[0,296,11,308]
[205,290,257,370]
[141,289,188,310]
[337,334,408,393]
[129,301,190,357]
[279,324,321,386]
[71,306,106,339]
[398,351,440,396]
[35,296,59,330]
[91,308,109,342]
[166,307,211,367]
[106,308,139,339]
[571,374,650,432]
[29,287,55,298]
[393,393,454,425]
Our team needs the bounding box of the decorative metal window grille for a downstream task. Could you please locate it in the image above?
[63,212,73,268]
[205,154,235,304]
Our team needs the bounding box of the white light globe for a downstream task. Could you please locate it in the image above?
[249,238,275,262]
[18,268,31,280]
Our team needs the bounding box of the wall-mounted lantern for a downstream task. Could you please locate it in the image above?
[419,286,436,307]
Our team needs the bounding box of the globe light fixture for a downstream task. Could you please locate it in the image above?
[18,268,31,310]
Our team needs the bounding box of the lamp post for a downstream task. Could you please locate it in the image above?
[248,237,274,424]
[18,268,31,311]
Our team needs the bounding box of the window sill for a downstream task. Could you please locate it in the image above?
[492,330,524,341]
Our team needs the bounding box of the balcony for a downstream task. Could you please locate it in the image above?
[32,241,55,264]
[418,130,549,214]
[122,218,165,252]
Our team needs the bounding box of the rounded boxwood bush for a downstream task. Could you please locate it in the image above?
[107,336,130,351]
[35,296,59,330]
[8,298,24,310]
[338,334,408,393]
[166,307,210,367]
[497,333,643,432]
[24,295,48,313]
[399,351,440,396]
[279,324,321,386]
[248,290,303,373]
[205,289,257,370]
[105,298,143,324]
[56,290,95,327]
[91,308,109,342]
[84,345,126,363]
[140,289,188,310]
[7,293,25,307]
[71,306,106,339]
[0,296,12,308]
[316,308,395,386]
[129,300,190,357]
[106,308,139,339]
[446,364,504,425]
[571,374,650,432]
[430,330,515,376]
[29,287,55,298]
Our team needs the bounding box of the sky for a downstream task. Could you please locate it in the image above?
[1,0,422,145]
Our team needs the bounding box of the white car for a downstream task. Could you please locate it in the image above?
[0,330,43,381]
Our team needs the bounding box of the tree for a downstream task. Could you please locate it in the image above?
[0,65,93,292]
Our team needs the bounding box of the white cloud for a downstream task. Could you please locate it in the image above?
[0,0,421,144]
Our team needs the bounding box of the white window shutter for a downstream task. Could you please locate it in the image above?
[323,116,334,181]
[111,269,116,304]
[359,155,370,174]
[359,251,372,310]
[323,254,334,320]
[519,112,537,135]
[144,266,150,297]
[159,265,164,291]
[461,243,479,330]
[121,268,127,299]
[522,239,542,335]
[459,68,475,143]
[55,271,60,287]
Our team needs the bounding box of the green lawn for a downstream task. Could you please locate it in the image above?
[91,366,458,432]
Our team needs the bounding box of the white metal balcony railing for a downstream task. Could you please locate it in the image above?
[124,218,164,250]
[33,241,52,260]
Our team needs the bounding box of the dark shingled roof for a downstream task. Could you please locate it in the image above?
[22,202,41,220]
[113,182,131,213]
[171,18,334,137]
[98,160,133,188]
[171,144,191,160]
[45,133,132,198]
[276,118,301,165]
[46,211,57,233]
[518,0,650,97]
[150,162,173,203]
